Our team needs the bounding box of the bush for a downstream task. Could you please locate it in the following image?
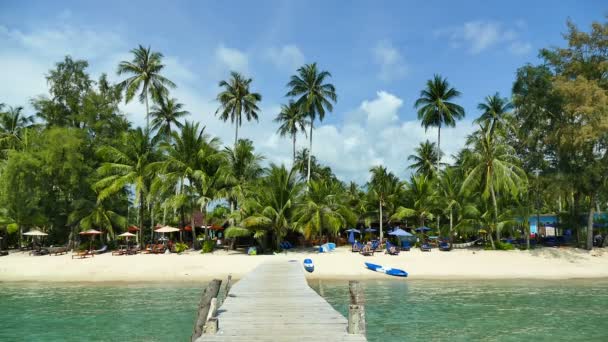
[78,239,101,251]
[174,242,188,254]
[495,241,515,250]
[201,240,215,254]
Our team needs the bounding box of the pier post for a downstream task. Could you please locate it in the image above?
[217,274,232,307]
[348,280,366,335]
[192,279,222,341]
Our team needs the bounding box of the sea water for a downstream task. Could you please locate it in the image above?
[1,280,607,341]
[310,279,608,341]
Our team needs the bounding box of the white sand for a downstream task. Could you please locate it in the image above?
[0,247,607,283]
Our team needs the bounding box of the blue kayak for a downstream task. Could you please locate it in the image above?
[365,262,408,277]
[303,258,314,273]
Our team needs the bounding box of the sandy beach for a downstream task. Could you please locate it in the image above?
[1,247,607,283]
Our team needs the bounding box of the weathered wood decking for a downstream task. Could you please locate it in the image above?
[196,260,367,342]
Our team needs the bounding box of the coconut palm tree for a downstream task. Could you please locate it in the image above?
[408,140,442,179]
[461,126,527,245]
[149,96,189,139]
[274,100,308,162]
[95,128,158,242]
[286,63,337,184]
[0,105,35,151]
[368,165,400,242]
[223,139,264,212]
[216,71,262,148]
[414,74,464,169]
[392,175,436,228]
[474,92,513,136]
[295,179,356,239]
[117,45,176,130]
[232,164,303,251]
[68,197,127,240]
[159,121,223,244]
[436,167,471,245]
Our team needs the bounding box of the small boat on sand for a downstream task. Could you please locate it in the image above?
[303,258,314,273]
[365,262,408,277]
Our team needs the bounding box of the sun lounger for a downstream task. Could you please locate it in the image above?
[360,245,374,256]
[94,245,108,254]
[112,247,127,256]
[439,241,451,251]
[49,246,68,255]
[153,244,166,254]
[352,242,364,253]
[420,243,432,252]
[72,250,93,259]
[385,241,400,255]
[400,240,411,251]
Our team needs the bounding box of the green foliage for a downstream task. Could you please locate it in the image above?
[201,240,215,254]
[486,241,515,251]
[174,242,188,253]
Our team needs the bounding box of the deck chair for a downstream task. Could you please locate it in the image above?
[352,242,363,253]
[385,241,400,255]
[360,244,374,256]
[420,243,432,252]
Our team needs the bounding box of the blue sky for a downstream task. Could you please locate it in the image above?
[0,1,604,182]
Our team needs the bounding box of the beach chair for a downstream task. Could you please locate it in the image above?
[153,244,166,254]
[385,241,400,255]
[72,250,93,259]
[112,246,127,256]
[420,243,432,252]
[352,242,363,253]
[439,241,451,251]
[360,244,374,256]
[94,245,108,254]
[400,240,411,251]
[49,246,68,256]
[370,240,381,253]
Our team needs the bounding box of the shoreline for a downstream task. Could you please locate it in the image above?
[1,247,607,283]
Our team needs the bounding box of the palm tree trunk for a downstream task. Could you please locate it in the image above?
[139,190,145,245]
[234,121,239,148]
[586,195,595,250]
[307,121,314,184]
[292,134,296,164]
[150,203,154,248]
[525,222,530,250]
[191,199,197,249]
[449,208,453,247]
[379,201,384,242]
[437,124,441,170]
[491,184,499,243]
[144,86,150,132]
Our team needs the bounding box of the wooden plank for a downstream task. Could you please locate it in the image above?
[196,260,367,342]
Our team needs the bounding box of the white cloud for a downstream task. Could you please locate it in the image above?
[372,40,407,81]
[436,20,532,56]
[265,44,305,71]
[214,45,249,74]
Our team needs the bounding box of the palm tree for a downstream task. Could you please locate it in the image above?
[408,140,442,179]
[436,167,469,245]
[149,96,189,139]
[232,164,303,251]
[0,105,35,151]
[414,74,464,169]
[368,166,400,242]
[461,126,527,245]
[392,175,436,228]
[474,92,513,136]
[95,128,158,242]
[274,100,308,162]
[286,63,337,184]
[223,139,264,212]
[69,197,127,240]
[216,71,262,148]
[295,179,356,239]
[117,45,176,130]
[159,121,222,244]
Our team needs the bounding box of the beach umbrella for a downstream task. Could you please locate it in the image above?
[345,228,361,234]
[415,226,431,233]
[23,229,48,248]
[79,229,102,251]
[155,226,180,233]
[348,231,355,244]
[364,228,377,233]
[388,228,413,237]
[117,232,136,247]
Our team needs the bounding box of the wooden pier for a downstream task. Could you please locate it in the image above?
[195,260,367,342]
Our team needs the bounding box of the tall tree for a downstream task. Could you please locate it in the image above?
[0,106,35,151]
[368,165,400,242]
[95,128,157,243]
[415,74,464,169]
[223,139,264,212]
[117,45,175,130]
[149,95,188,139]
[216,71,262,148]
[408,140,442,179]
[274,100,308,162]
[392,174,437,228]
[474,92,513,136]
[461,126,527,247]
[286,63,337,184]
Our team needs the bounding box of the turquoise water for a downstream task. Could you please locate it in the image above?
[1,280,607,341]
[310,279,608,341]
[0,283,201,341]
